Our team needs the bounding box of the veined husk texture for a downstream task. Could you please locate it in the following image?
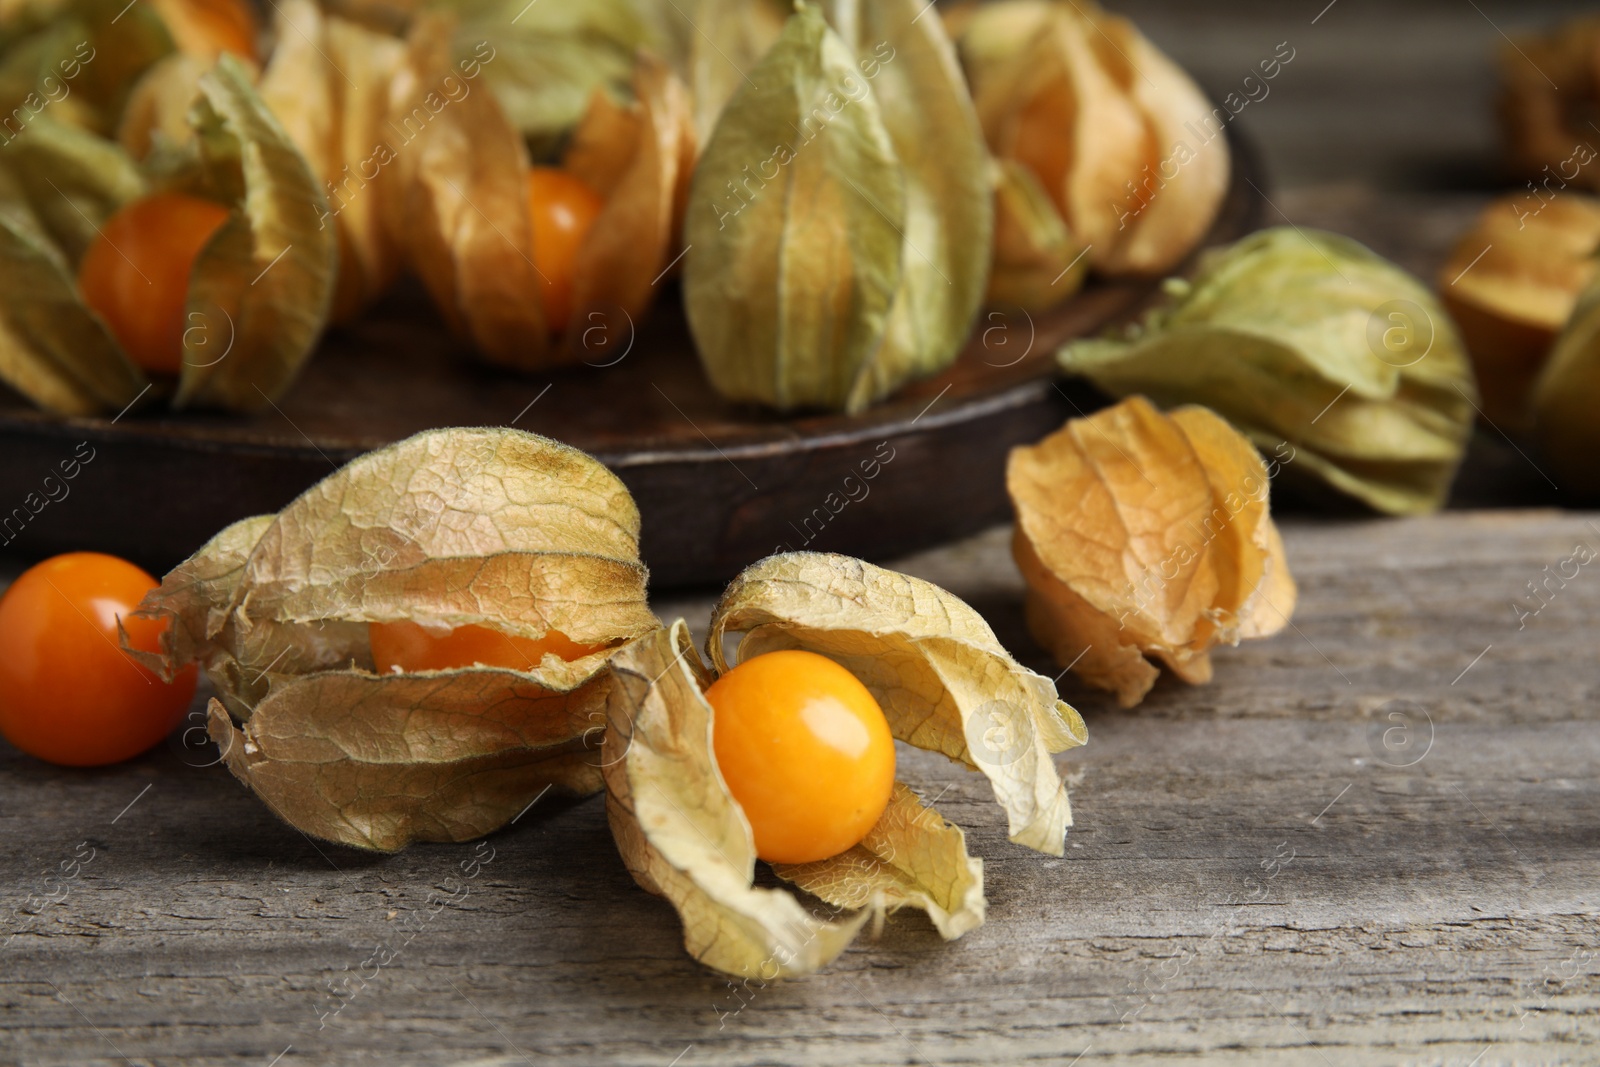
[1060,227,1477,516]
[134,427,657,851]
[956,0,1230,277]
[390,11,692,370]
[1437,190,1600,430]
[0,55,336,414]
[683,0,992,413]
[603,553,1086,977]
[1009,396,1296,708]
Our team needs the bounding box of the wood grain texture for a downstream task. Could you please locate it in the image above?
[3,512,1597,1066]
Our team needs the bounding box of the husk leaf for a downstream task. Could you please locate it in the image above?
[822,0,992,402]
[117,52,207,160]
[685,0,789,143]
[988,157,1086,309]
[205,667,606,851]
[257,0,405,321]
[1532,269,1600,497]
[0,162,145,414]
[562,51,693,339]
[175,55,337,409]
[447,0,648,154]
[707,551,1085,855]
[773,782,985,940]
[683,3,906,413]
[1090,9,1230,275]
[0,114,146,261]
[390,12,550,368]
[1058,227,1477,515]
[1008,396,1295,707]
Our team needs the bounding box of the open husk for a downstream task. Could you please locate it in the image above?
[0,55,335,415]
[605,550,1081,977]
[707,552,1086,855]
[1437,190,1600,430]
[957,0,1229,277]
[391,12,692,369]
[134,427,657,851]
[1008,396,1296,707]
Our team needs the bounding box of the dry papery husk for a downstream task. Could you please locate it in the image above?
[602,553,1086,978]
[956,0,1229,277]
[390,11,693,370]
[1008,396,1296,708]
[1437,190,1600,431]
[133,427,657,851]
[682,0,992,414]
[1497,16,1600,194]
[0,56,335,415]
[256,0,406,322]
[987,157,1089,310]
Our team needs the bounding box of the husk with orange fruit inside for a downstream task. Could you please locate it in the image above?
[389,10,693,371]
[131,427,657,852]
[952,0,1229,278]
[604,552,1085,977]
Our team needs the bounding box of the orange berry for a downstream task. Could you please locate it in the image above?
[78,192,231,374]
[705,650,896,864]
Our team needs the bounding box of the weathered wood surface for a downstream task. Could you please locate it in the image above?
[3,513,1598,1066]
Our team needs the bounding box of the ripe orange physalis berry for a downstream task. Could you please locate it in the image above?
[704,650,896,865]
[77,191,232,374]
[151,0,261,62]
[526,166,604,331]
[368,620,603,674]
[0,552,197,767]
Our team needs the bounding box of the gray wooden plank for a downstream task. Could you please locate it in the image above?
[3,512,1598,1065]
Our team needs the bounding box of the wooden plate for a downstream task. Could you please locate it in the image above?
[0,131,1263,587]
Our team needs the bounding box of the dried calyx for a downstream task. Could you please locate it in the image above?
[1437,190,1600,430]
[953,0,1231,278]
[1009,396,1296,708]
[1059,227,1477,516]
[133,427,655,851]
[683,0,992,413]
[0,57,335,415]
[603,552,1086,977]
[392,11,693,370]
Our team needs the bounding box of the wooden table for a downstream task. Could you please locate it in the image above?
[4,515,1598,1065]
[5,1,1600,1063]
